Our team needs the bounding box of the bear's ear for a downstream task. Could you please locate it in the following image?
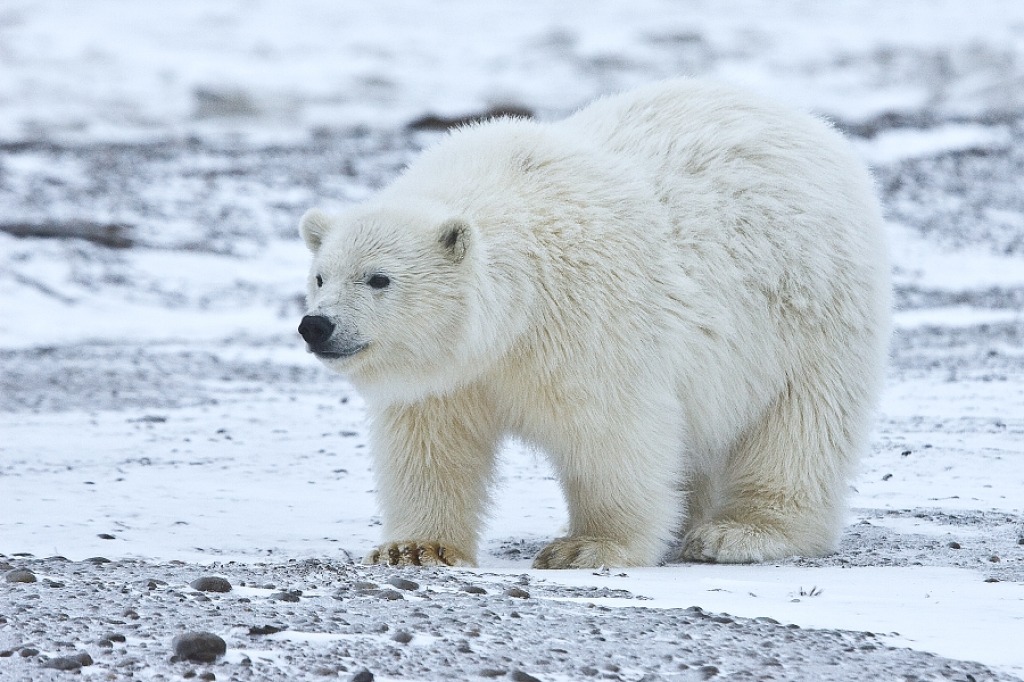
[299,208,332,252]
[438,218,470,264]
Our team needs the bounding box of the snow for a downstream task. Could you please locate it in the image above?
[2,0,1023,679]
[526,565,1022,672]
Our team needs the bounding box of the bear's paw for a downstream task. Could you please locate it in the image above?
[532,536,640,569]
[363,541,476,568]
[680,518,811,563]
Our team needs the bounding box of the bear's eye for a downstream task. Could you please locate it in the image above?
[366,274,391,290]
[315,274,323,288]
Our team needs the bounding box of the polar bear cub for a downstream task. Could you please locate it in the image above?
[298,79,890,569]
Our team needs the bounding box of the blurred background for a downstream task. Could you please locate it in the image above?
[1,0,1023,359]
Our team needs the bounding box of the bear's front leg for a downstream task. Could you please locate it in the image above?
[534,418,684,569]
[363,392,499,568]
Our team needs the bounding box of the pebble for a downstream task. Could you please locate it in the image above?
[503,587,530,599]
[173,632,227,663]
[190,576,232,593]
[351,668,374,682]
[948,542,961,549]
[5,569,36,583]
[386,576,419,591]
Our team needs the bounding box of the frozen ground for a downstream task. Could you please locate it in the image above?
[1,1,1023,680]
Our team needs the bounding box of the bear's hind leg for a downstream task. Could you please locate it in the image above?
[681,369,872,563]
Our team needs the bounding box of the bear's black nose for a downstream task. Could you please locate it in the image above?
[298,315,335,347]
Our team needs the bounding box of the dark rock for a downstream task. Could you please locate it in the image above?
[407,104,534,131]
[199,673,216,681]
[480,669,507,678]
[0,220,135,249]
[248,625,284,636]
[375,589,404,601]
[20,648,40,657]
[503,587,530,599]
[461,584,487,594]
[386,576,419,591]
[270,590,301,602]
[172,632,227,663]
[351,669,374,682]
[948,542,962,549]
[5,569,36,583]
[391,630,413,644]
[512,671,542,682]
[105,632,126,643]
[352,581,378,591]
[98,533,116,540]
[42,652,92,670]
[85,556,111,564]
[190,576,232,593]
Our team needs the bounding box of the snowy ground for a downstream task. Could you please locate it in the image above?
[1,1,1023,680]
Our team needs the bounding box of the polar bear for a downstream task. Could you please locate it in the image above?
[297,79,890,569]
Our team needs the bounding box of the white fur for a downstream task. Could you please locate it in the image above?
[300,79,890,568]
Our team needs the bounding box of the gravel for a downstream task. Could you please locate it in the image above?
[0,557,1010,681]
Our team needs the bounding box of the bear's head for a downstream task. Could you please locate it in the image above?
[297,201,475,397]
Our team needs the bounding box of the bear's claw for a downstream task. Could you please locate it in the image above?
[363,541,475,567]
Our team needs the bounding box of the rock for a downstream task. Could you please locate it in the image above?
[350,669,374,682]
[386,576,419,591]
[461,584,487,594]
[407,104,534,131]
[5,569,36,583]
[85,557,111,564]
[97,533,116,540]
[391,630,413,644]
[352,581,378,591]
[42,652,93,670]
[512,671,542,682]
[479,669,507,678]
[270,590,301,602]
[948,542,962,549]
[190,576,232,593]
[172,632,227,663]
[375,589,404,601]
[248,625,284,636]
[503,587,530,599]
